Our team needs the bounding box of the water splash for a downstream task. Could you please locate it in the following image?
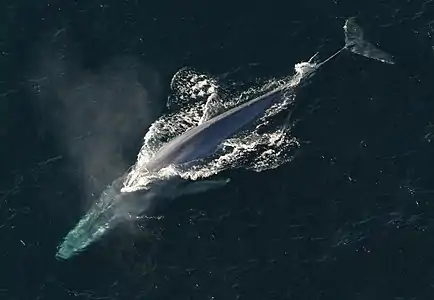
[122,59,317,192]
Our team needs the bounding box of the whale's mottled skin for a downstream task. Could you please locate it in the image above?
[145,85,290,172]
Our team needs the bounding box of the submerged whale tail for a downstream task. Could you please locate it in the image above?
[343,17,394,64]
[315,17,395,67]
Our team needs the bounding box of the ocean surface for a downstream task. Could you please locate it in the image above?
[2,0,434,299]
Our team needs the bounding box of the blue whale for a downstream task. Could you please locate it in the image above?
[55,17,394,260]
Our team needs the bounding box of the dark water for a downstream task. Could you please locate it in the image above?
[2,0,434,299]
